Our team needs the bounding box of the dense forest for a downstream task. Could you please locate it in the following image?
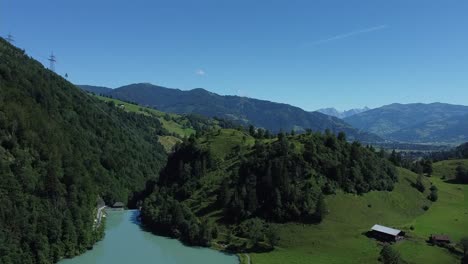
[0,39,167,263]
[429,142,468,161]
[141,129,397,248]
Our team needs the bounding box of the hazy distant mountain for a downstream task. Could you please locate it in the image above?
[79,83,383,142]
[387,113,468,143]
[317,107,370,119]
[344,103,468,143]
[79,85,112,95]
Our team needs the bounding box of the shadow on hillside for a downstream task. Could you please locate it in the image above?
[224,242,274,254]
[444,179,466,185]
[195,201,219,217]
[404,178,419,190]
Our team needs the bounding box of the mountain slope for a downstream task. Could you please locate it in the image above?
[86,94,241,152]
[316,107,370,119]
[388,113,468,143]
[344,103,468,143]
[0,38,167,263]
[79,84,383,142]
[79,85,112,95]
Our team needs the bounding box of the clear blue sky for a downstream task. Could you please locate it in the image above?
[2,0,468,111]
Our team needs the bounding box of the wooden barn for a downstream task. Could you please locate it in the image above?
[430,234,451,245]
[112,202,125,210]
[369,224,405,242]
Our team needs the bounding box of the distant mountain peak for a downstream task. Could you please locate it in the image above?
[316,107,370,119]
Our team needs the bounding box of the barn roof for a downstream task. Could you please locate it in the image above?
[431,235,451,241]
[113,202,124,207]
[371,224,402,236]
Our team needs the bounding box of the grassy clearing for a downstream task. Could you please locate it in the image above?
[250,162,467,264]
[199,129,255,160]
[93,95,195,137]
[158,136,182,152]
[432,159,468,180]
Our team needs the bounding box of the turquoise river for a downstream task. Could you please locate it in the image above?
[60,210,239,264]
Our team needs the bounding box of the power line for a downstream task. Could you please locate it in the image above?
[48,52,56,72]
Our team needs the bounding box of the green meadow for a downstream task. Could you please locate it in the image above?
[249,161,467,264]
[93,95,196,138]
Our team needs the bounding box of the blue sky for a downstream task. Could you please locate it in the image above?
[2,0,468,110]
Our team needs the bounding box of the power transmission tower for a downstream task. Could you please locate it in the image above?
[48,52,56,72]
[6,33,14,43]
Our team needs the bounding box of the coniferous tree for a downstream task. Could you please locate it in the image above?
[415,174,425,193]
[265,225,280,248]
[314,194,328,222]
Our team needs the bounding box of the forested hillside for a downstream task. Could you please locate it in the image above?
[86,94,240,152]
[79,84,383,142]
[141,128,397,249]
[0,38,167,263]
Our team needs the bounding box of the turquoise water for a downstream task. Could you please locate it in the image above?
[60,210,238,264]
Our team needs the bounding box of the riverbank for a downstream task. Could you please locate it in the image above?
[60,210,239,264]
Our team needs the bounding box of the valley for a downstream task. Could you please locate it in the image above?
[2,3,468,262]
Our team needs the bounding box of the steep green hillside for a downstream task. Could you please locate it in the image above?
[0,39,167,263]
[79,84,383,142]
[86,94,240,151]
[344,103,468,143]
[141,126,467,263]
[141,129,397,248]
[92,95,196,138]
[395,160,468,264]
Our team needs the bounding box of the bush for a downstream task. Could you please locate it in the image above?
[428,189,438,202]
[380,245,404,264]
[456,165,468,184]
[415,174,426,193]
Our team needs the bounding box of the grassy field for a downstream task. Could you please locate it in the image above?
[199,129,256,160]
[93,95,196,138]
[158,135,182,152]
[248,161,467,264]
[395,160,468,263]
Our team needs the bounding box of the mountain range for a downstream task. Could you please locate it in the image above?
[78,83,383,142]
[344,103,468,143]
[80,84,468,144]
[316,107,370,119]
